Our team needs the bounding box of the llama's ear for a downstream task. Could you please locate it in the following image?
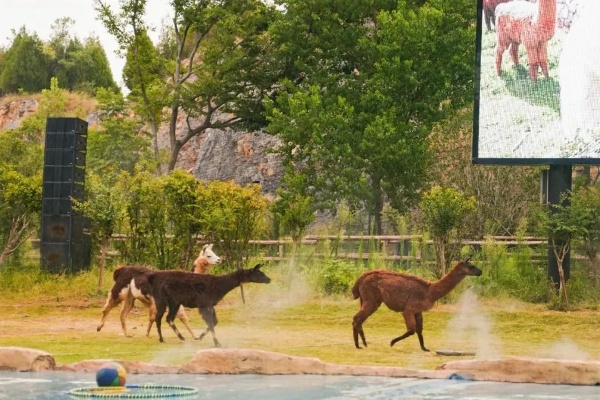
[253,263,263,270]
[202,244,209,251]
[208,243,213,250]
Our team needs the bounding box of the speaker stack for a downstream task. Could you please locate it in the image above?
[40,117,91,273]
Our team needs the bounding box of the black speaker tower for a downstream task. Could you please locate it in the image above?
[41,117,91,273]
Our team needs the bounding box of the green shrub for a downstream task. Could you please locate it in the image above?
[305,259,363,296]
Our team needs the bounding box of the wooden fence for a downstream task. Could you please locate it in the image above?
[108,234,547,262]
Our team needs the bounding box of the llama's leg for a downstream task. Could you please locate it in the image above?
[415,312,429,352]
[484,9,492,31]
[145,297,157,337]
[176,305,198,340]
[495,40,509,76]
[97,293,121,332]
[352,300,380,349]
[524,45,539,81]
[166,301,185,341]
[390,311,417,348]
[118,294,137,337]
[509,43,519,66]
[199,306,221,347]
[538,42,549,78]
[154,299,168,343]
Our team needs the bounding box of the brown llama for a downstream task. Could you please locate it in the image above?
[352,258,482,351]
[483,0,512,31]
[495,0,556,81]
[96,244,221,337]
[148,264,271,343]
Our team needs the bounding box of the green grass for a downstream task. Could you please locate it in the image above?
[1,265,599,371]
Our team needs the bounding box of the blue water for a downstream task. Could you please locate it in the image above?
[0,371,598,400]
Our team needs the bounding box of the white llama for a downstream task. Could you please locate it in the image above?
[558,0,600,148]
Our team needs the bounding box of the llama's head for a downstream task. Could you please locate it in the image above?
[242,263,271,284]
[200,243,222,265]
[455,256,482,277]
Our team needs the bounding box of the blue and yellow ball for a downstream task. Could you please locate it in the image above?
[96,362,127,387]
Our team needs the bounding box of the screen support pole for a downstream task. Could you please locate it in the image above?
[546,164,572,289]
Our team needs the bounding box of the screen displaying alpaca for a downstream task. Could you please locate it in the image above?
[473,0,600,164]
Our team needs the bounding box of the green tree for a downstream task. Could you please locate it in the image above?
[67,36,118,92]
[95,0,280,172]
[419,186,476,276]
[87,87,150,180]
[569,185,600,288]
[535,193,589,309]
[198,180,269,269]
[271,172,316,284]
[429,106,539,237]
[0,129,43,268]
[0,27,50,93]
[267,0,476,234]
[72,173,121,291]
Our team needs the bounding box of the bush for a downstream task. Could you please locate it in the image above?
[305,259,363,296]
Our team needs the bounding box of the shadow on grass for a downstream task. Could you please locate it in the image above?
[500,65,560,112]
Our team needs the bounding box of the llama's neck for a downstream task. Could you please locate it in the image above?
[428,268,467,302]
[193,258,209,274]
[210,270,245,303]
[536,0,556,38]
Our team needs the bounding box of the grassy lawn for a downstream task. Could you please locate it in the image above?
[1,285,599,371]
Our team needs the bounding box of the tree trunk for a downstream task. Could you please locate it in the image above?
[0,216,31,270]
[98,237,109,292]
[372,176,384,235]
[433,237,447,277]
[287,239,298,288]
[557,259,570,309]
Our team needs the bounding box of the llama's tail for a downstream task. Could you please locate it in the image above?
[351,276,362,301]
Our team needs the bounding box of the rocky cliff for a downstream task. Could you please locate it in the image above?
[0,97,284,195]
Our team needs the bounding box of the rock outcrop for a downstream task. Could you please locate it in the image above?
[3,346,600,386]
[0,347,55,372]
[0,98,38,131]
[192,129,283,195]
[437,357,600,386]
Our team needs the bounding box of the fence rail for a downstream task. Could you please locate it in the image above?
[105,234,548,262]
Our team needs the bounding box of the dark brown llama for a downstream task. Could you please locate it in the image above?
[483,0,512,31]
[96,243,222,337]
[148,264,271,344]
[96,265,196,338]
[352,258,482,351]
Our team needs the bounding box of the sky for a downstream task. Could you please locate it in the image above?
[0,0,171,89]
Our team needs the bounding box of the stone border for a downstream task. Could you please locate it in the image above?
[1,346,599,386]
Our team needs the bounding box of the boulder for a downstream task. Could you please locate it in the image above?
[436,357,600,385]
[0,347,55,372]
[178,348,448,379]
[56,359,178,374]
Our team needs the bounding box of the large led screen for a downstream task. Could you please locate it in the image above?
[473,0,600,164]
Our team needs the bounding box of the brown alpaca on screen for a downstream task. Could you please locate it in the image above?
[495,0,556,81]
[352,258,482,351]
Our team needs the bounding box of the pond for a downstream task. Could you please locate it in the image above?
[1,371,599,400]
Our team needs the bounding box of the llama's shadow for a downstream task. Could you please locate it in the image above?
[501,65,560,112]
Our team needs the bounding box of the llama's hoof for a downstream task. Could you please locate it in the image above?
[96,327,101,332]
[422,347,430,352]
[159,338,165,343]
